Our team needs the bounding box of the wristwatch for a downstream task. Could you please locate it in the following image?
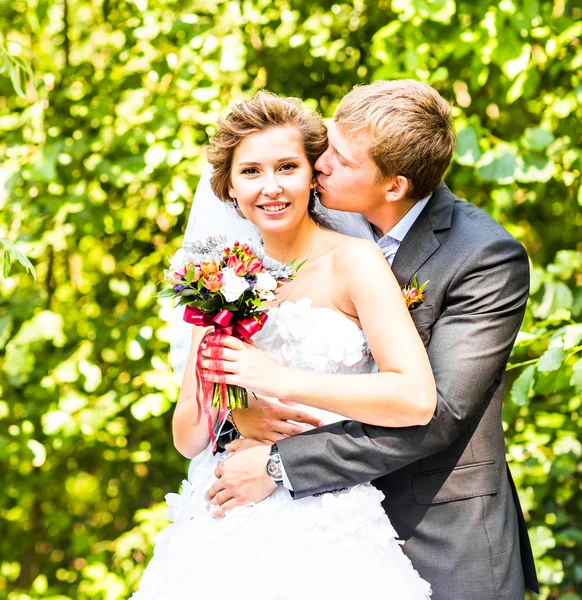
[266,444,284,486]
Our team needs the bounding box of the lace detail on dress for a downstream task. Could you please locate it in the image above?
[253,298,374,374]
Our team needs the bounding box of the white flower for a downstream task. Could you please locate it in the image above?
[169,248,193,272]
[255,272,277,293]
[221,268,249,302]
[258,290,276,301]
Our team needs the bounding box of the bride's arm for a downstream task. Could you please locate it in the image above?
[202,240,436,428]
[172,325,217,458]
[279,240,436,426]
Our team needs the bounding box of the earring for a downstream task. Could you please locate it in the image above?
[231,197,238,208]
[312,189,320,204]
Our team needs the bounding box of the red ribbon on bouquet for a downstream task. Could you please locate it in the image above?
[183,305,268,445]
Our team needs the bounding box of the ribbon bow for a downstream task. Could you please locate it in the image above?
[183,306,268,445]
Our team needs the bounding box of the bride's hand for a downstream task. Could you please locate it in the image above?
[199,336,288,398]
[231,394,324,444]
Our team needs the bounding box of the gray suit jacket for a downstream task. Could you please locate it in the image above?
[277,183,539,600]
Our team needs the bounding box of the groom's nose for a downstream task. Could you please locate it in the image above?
[315,150,331,175]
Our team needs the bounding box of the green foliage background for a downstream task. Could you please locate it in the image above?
[0,0,581,598]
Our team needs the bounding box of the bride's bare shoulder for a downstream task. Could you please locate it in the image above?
[321,230,384,264]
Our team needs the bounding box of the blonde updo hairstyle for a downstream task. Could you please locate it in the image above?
[206,91,328,222]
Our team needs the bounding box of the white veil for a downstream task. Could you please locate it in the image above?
[168,162,374,382]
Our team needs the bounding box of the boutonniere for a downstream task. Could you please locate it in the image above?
[401,274,429,309]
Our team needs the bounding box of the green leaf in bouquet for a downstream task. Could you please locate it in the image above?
[178,288,197,296]
[294,257,310,273]
[155,289,175,298]
[186,264,196,284]
[510,365,535,406]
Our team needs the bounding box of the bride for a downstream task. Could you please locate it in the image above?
[131,92,435,599]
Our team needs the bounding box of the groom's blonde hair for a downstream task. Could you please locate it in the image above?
[335,80,456,200]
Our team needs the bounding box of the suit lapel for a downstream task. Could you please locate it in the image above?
[390,182,455,287]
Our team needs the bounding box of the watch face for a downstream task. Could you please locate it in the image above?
[267,454,282,480]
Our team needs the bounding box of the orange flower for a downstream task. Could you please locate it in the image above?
[203,272,223,291]
[402,288,423,309]
[201,259,219,276]
[401,275,429,310]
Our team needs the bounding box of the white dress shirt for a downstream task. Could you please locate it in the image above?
[280,193,432,490]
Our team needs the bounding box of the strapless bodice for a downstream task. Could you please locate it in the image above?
[252,298,377,425]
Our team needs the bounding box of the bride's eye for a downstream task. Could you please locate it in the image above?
[280,163,297,172]
[241,167,259,175]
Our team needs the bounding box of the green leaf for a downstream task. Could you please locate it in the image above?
[506,71,527,104]
[563,324,582,350]
[3,249,10,278]
[515,154,554,183]
[537,347,565,372]
[510,364,535,406]
[571,359,582,393]
[454,126,481,166]
[476,148,517,184]
[501,43,531,80]
[529,526,556,559]
[522,127,555,152]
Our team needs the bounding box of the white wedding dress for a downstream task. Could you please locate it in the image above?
[131,299,431,599]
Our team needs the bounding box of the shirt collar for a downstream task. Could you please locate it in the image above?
[373,193,432,243]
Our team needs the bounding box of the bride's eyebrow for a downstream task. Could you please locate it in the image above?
[236,156,300,166]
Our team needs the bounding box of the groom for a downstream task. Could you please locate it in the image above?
[205,80,539,600]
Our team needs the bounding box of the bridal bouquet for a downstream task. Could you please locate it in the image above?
[159,236,295,439]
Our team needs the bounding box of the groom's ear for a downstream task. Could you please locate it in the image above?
[384,175,409,203]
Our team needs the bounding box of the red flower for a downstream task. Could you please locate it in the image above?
[232,260,248,276]
[247,257,263,274]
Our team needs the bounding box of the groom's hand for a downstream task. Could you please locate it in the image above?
[205,444,275,519]
[232,394,324,444]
